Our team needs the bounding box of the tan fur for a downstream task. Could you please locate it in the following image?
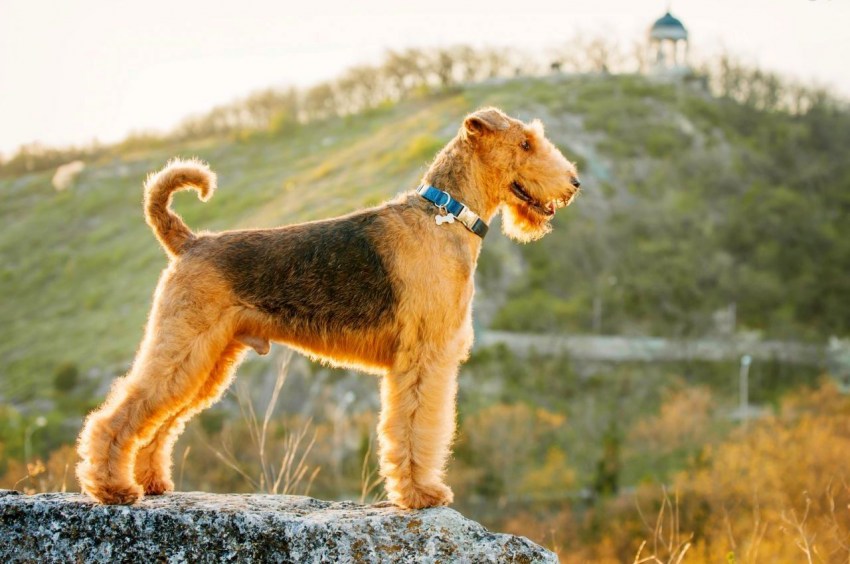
[76,107,580,509]
[144,158,216,257]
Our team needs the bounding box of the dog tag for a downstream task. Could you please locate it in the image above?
[435,213,455,226]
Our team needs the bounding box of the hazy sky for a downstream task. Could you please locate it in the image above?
[1,0,848,155]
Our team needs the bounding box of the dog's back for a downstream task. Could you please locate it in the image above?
[196,212,396,335]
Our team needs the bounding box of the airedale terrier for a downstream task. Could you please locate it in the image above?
[76,107,580,509]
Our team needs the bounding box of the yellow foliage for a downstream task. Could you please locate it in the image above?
[665,380,850,562]
[519,447,576,497]
[629,386,715,454]
[460,403,571,500]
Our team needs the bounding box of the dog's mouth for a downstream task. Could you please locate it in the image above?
[510,181,564,217]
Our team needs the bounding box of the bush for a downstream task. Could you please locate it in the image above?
[53,362,79,393]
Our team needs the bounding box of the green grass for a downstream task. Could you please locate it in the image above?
[2,73,848,402]
[0,93,468,400]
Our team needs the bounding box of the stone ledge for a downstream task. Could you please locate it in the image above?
[0,490,557,563]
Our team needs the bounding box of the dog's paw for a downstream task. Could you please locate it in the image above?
[87,482,144,505]
[390,482,454,509]
[139,474,174,496]
[134,462,175,496]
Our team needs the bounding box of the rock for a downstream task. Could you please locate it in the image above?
[0,490,557,563]
[51,160,85,192]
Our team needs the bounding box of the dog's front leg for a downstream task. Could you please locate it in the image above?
[377,349,459,509]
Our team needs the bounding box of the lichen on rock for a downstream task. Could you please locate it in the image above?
[0,489,557,563]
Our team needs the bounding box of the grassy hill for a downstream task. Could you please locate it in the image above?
[2,74,849,403]
[0,95,456,400]
[4,70,850,562]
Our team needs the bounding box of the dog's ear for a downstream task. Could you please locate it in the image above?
[464,107,510,137]
[529,118,545,136]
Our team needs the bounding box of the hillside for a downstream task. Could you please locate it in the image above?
[4,71,850,561]
[2,73,849,404]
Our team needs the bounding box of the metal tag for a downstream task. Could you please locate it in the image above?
[435,213,455,226]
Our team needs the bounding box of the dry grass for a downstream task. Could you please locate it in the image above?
[359,435,384,505]
[634,488,692,564]
[6,445,77,494]
[206,350,320,496]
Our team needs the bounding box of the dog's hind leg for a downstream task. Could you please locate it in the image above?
[377,344,462,509]
[134,340,247,495]
[76,299,239,505]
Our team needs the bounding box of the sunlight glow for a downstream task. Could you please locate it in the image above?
[1,0,848,154]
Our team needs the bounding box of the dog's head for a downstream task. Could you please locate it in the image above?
[462,107,580,242]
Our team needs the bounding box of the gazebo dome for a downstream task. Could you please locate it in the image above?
[650,12,688,41]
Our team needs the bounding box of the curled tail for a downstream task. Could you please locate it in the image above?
[144,158,216,257]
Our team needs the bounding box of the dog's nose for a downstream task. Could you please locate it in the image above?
[571,177,581,188]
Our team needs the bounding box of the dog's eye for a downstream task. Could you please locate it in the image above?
[520,140,531,151]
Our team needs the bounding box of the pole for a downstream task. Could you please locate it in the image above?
[740,355,752,428]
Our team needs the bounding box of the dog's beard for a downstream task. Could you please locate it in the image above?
[501,203,553,243]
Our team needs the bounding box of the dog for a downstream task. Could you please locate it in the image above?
[76,107,580,509]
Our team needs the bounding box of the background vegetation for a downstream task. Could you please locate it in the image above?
[2,43,849,562]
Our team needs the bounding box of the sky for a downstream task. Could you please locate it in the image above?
[1,0,848,155]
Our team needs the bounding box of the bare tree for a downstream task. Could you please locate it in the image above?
[336,65,386,114]
[302,83,338,121]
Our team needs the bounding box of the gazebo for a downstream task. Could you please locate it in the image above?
[648,11,689,74]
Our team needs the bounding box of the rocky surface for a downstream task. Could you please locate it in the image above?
[0,489,557,563]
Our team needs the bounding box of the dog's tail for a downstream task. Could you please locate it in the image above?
[144,158,216,258]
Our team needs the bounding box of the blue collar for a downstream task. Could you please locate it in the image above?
[417,185,489,239]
